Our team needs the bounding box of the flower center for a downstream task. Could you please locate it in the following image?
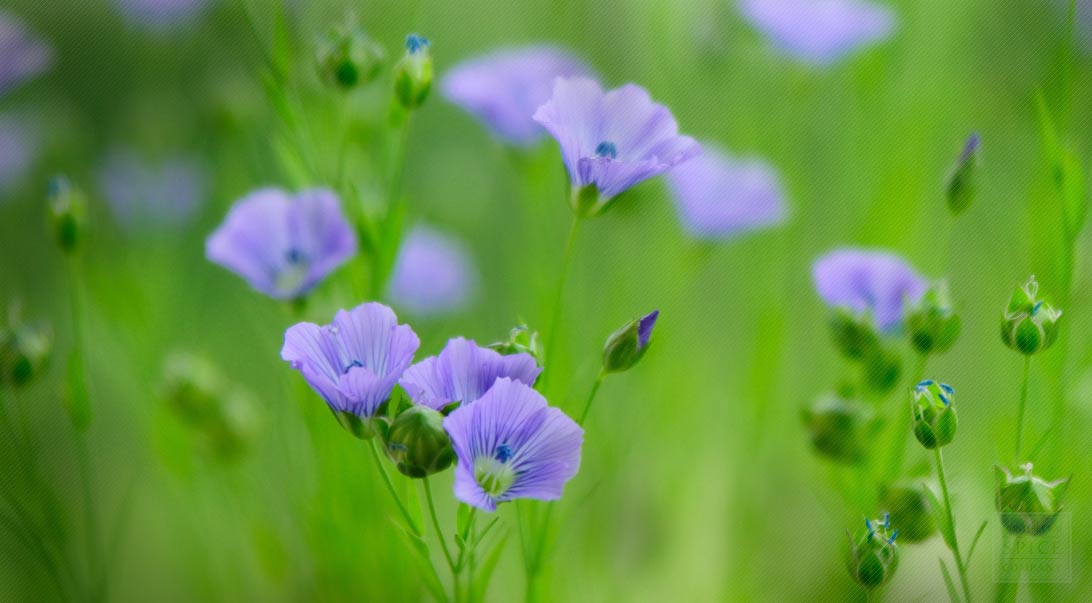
[595,141,617,160]
[474,444,516,497]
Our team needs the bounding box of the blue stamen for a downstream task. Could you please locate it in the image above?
[286,248,305,264]
[595,141,618,159]
[865,517,874,541]
[939,392,951,406]
[917,379,934,387]
[940,383,954,395]
[344,359,363,373]
[494,444,513,463]
[888,529,898,544]
[883,513,890,529]
[1032,300,1044,316]
[405,34,430,54]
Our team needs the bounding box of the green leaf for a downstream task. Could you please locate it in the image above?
[938,558,962,603]
[1059,146,1086,241]
[924,485,956,551]
[965,520,988,567]
[471,533,509,603]
[456,503,471,540]
[396,525,447,602]
[64,348,91,431]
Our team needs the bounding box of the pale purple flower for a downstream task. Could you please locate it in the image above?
[739,0,896,65]
[441,46,593,146]
[812,249,927,331]
[206,188,356,300]
[387,226,478,317]
[444,378,583,512]
[666,143,787,239]
[281,302,419,419]
[533,77,700,214]
[0,115,38,193]
[400,337,541,411]
[97,148,207,228]
[0,11,53,96]
[114,0,210,29]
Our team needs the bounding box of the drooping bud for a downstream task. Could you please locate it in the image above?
[487,324,543,366]
[905,281,961,356]
[384,405,455,478]
[393,34,432,109]
[47,176,86,254]
[995,463,1070,536]
[803,394,879,465]
[1000,276,1062,356]
[315,24,386,90]
[911,380,958,449]
[845,513,901,589]
[0,320,52,387]
[602,310,658,374]
[946,133,980,216]
[828,307,880,360]
[879,483,937,543]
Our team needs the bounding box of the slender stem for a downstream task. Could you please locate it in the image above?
[422,477,456,572]
[540,216,582,389]
[1014,356,1032,462]
[367,438,421,536]
[369,113,414,298]
[577,371,606,426]
[934,447,973,603]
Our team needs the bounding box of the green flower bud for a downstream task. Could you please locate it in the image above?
[803,394,879,465]
[384,405,454,478]
[905,281,961,356]
[316,25,386,90]
[880,483,937,543]
[995,463,1070,536]
[846,514,900,589]
[828,307,880,360]
[207,389,258,462]
[602,310,658,374]
[1000,276,1062,356]
[47,176,87,254]
[911,380,957,449]
[0,321,53,387]
[487,324,543,365]
[861,345,902,395]
[162,353,224,427]
[946,133,980,216]
[393,34,432,109]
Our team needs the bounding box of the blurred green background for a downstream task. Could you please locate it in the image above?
[1,0,1090,601]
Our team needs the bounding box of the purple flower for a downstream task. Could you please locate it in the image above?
[206,188,357,300]
[113,0,210,30]
[97,148,207,228]
[443,378,582,512]
[666,143,787,240]
[533,77,700,214]
[281,302,420,420]
[400,337,541,411]
[387,226,478,317]
[0,11,53,96]
[739,0,896,65]
[813,249,927,332]
[441,46,593,147]
[0,115,38,194]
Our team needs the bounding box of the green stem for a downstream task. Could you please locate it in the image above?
[577,370,606,426]
[1014,356,1032,462]
[75,432,100,601]
[422,477,456,573]
[934,448,973,603]
[367,438,421,536]
[370,112,414,298]
[540,216,582,390]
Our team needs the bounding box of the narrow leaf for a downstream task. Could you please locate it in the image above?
[965,520,988,567]
[924,485,956,551]
[938,557,962,603]
[471,533,509,603]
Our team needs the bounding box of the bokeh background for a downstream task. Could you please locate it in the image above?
[1,0,1090,601]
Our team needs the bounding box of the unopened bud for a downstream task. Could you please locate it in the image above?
[393,34,432,109]
[384,405,455,478]
[995,463,1069,536]
[602,310,658,374]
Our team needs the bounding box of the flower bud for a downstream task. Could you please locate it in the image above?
[879,483,937,543]
[393,34,432,109]
[602,310,658,374]
[0,321,53,387]
[803,394,878,465]
[845,514,900,589]
[995,463,1070,536]
[207,389,258,462]
[384,405,455,478]
[905,281,961,356]
[861,345,901,395]
[487,324,543,366]
[911,380,958,449]
[316,25,386,90]
[47,176,86,254]
[162,353,223,427]
[828,307,879,360]
[1000,276,1062,356]
[946,133,980,216]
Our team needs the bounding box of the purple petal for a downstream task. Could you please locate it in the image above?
[0,12,53,96]
[97,148,207,229]
[812,249,927,331]
[387,226,478,317]
[441,45,594,146]
[740,0,896,65]
[666,143,788,239]
[400,337,541,411]
[0,115,38,193]
[637,310,659,348]
[113,0,210,30]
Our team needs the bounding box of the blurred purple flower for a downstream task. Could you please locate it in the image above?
[533,77,700,212]
[813,249,927,331]
[206,188,357,300]
[666,143,787,240]
[0,11,53,96]
[97,148,207,228]
[282,302,419,419]
[114,0,210,29]
[387,226,478,316]
[400,337,541,411]
[444,378,582,512]
[739,0,896,65]
[0,115,38,193]
[441,46,593,146]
